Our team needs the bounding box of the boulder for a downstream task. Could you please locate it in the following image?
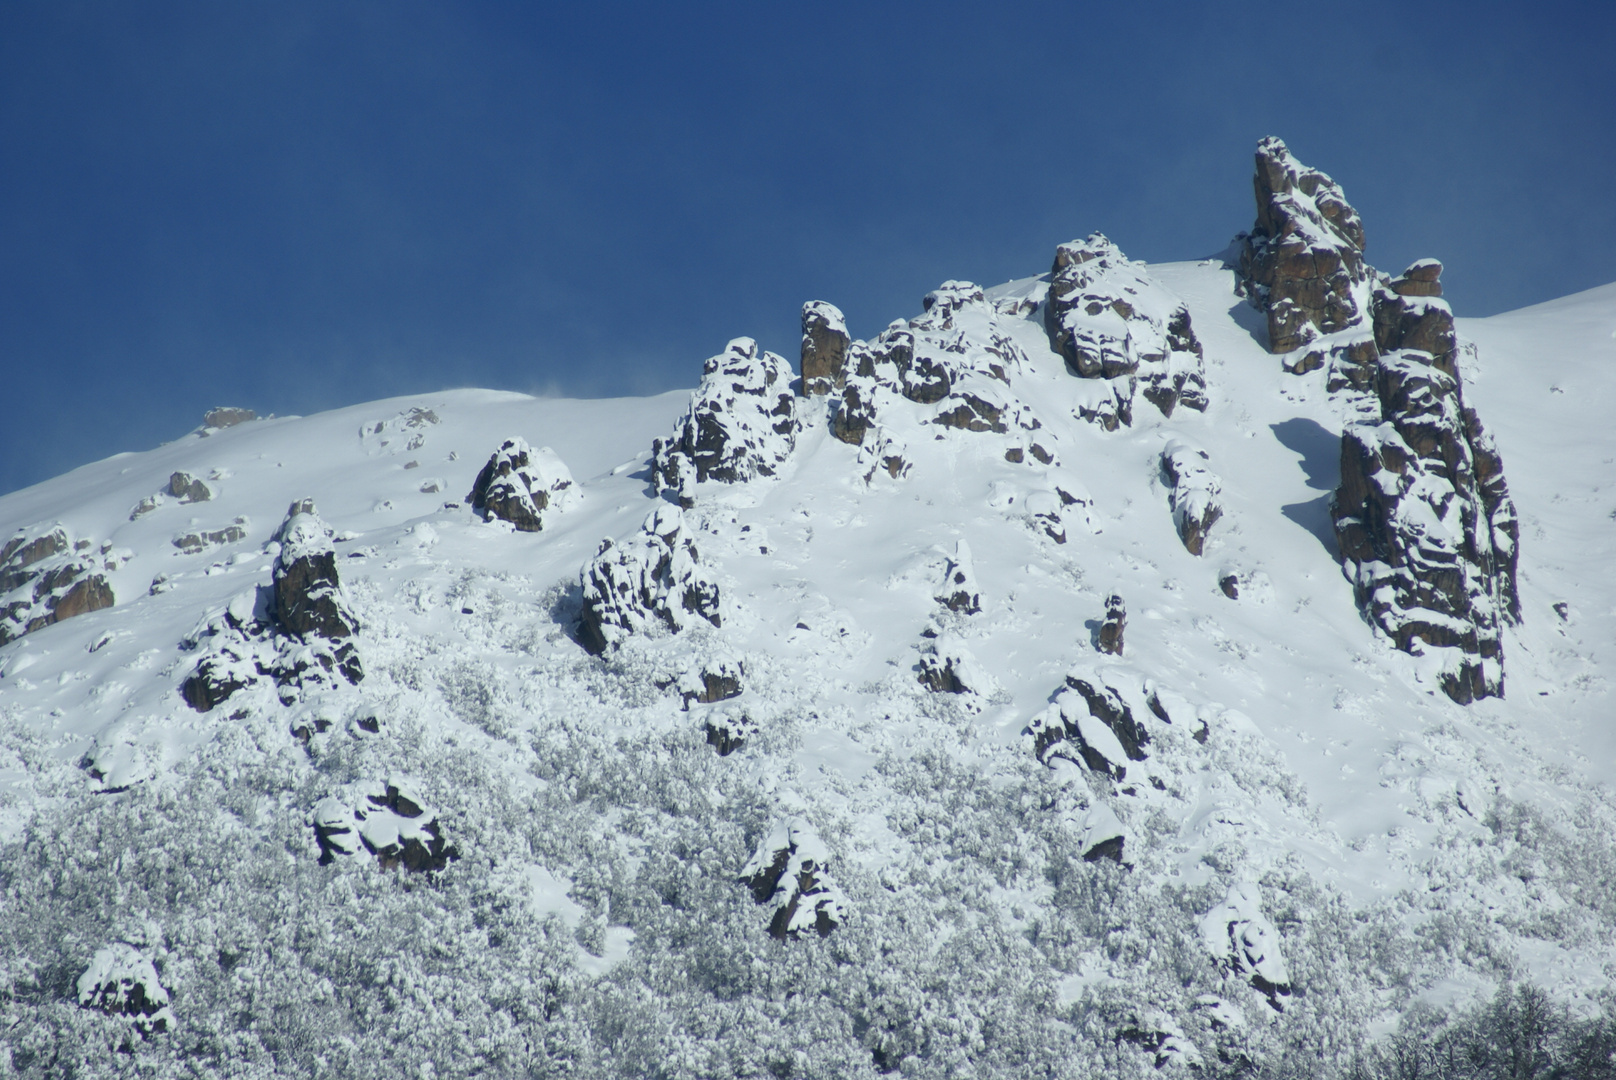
[1044,234,1208,425]
[800,301,850,396]
[1027,668,1150,781]
[1161,441,1223,556]
[676,657,744,708]
[704,706,758,756]
[1239,137,1372,354]
[651,338,799,498]
[739,819,848,940]
[466,437,577,531]
[916,633,996,699]
[578,505,722,654]
[77,943,174,1036]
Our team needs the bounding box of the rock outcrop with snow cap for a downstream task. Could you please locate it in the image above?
[312,778,458,873]
[651,338,799,502]
[181,500,362,711]
[0,524,117,645]
[1161,441,1223,556]
[1200,882,1292,1011]
[1044,233,1208,428]
[739,818,847,940]
[77,943,174,1035]
[577,504,721,654]
[467,437,578,531]
[800,301,850,396]
[1239,137,1371,355]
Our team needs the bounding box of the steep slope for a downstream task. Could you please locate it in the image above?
[0,148,1612,1079]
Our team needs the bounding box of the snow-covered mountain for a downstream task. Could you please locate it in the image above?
[2,140,1613,1078]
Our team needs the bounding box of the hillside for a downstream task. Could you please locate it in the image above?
[1,141,1613,1079]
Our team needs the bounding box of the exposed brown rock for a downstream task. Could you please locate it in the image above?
[1098,594,1126,656]
[800,301,850,396]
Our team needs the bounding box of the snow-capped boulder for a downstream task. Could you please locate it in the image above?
[1334,343,1520,703]
[739,818,847,940]
[800,301,850,396]
[1200,882,1292,1011]
[0,525,116,645]
[1161,441,1222,556]
[674,656,744,708]
[1029,669,1150,781]
[919,280,986,327]
[172,518,249,555]
[466,436,578,531]
[1239,136,1371,354]
[704,705,758,756]
[1044,234,1208,425]
[312,778,458,873]
[933,540,981,614]
[1098,594,1126,656]
[77,943,174,1035]
[577,504,722,655]
[1077,800,1127,864]
[650,338,799,498]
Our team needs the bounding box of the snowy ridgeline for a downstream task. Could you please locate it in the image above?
[0,138,1613,1080]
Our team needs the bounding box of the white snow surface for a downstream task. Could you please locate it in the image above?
[2,260,1614,1072]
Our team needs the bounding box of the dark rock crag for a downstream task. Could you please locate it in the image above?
[1098,594,1126,656]
[1044,234,1208,428]
[1240,138,1521,703]
[467,437,577,531]
[800,301,850,396]
[0,525,117,645]
[1028,665,1151,781]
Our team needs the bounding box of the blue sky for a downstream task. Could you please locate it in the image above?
[3,1,1612,496]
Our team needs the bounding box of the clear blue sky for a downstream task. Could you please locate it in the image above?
[3,1,1611,496]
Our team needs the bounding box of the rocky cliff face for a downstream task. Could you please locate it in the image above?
[1239,139,1520,703]
[0,525,118,645]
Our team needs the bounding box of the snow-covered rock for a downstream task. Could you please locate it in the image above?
[1200,882,1292,1011]
[0,524,116,645]
[1044,233,1208,425]
[466,436,578,531]
[1098,593,1126,656]
[312,777,458,873]
[932,539,981,614]
[799,300,850,396]
[739,818,847,940]
[1239,136,1371,354]
[77,943,174,1035]
[577,504,722,654]
[1160,440,1222,556]
[650,337,799,499]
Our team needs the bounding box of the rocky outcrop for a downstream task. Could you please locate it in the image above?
[916,632,995,699]
[203,406,257,429]
[800,301,850,396]
[651,338,799,504]
[672,657,743,708]
[1161,441,1222,556]
[168,471,212,503]
[739,819,847,940]
[1333,337,1520,702]
[77,943,174,1035]
[1044,234,1208,428]
[312,778,458,873]
[467,437,578,531]
[577,505,721,655]
[704,706,758,756]
[172,519,249,555]
[0,525,117,645]
[1200,882,1292,1012]
[1098,594,1126,656]
[933,540,981,614]
[180,501,362,712]
[1028,665,1150,780]
[1239,137,1371,355]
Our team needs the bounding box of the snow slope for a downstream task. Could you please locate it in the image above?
[0,252,1612,1076]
